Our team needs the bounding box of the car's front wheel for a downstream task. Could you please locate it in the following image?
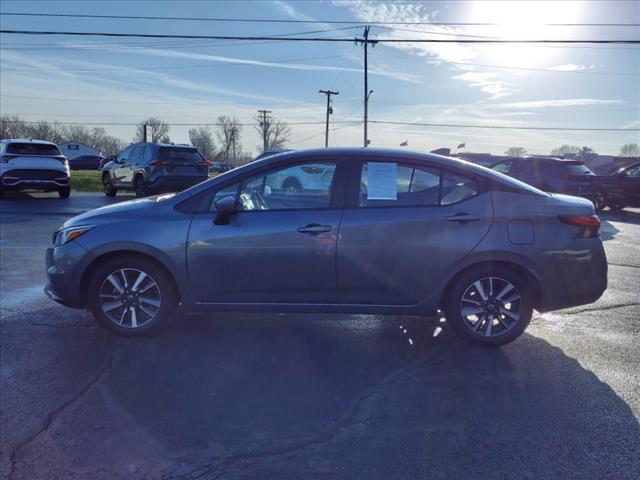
[102,173,117,197]
[444,267,533,347]
[58,187,71,199]
[87,256,177,336]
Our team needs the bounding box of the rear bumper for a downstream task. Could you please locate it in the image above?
[537,239,608,312]
[146,175,207,193]
[1,171,69,191]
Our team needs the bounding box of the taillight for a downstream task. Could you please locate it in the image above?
[151,159,165,166]
[558,215,601,238]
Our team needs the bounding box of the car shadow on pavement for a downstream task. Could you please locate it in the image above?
[11,313,639,479]
[600,208,640,226]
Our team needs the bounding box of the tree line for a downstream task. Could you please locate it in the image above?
[504,143,639,158]
[1,113,292,165]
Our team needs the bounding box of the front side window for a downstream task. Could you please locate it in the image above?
[130,146,144,163]
[236,162,337,211]
[359,162,440,207]
[118,147,132,163]
[624,164,640,177]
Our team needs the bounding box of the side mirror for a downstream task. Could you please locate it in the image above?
[213,195,237,225]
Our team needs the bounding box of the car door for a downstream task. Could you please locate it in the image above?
[123,146,144,184]
[186,159,346,304]
[336,159,493,306]
[113,146,133,185]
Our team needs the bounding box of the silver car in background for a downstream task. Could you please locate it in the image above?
[45,148,607,346]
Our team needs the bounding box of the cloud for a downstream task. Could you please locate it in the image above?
[452,72,511,99]
[548,64,596,72]
[491,99,625,109]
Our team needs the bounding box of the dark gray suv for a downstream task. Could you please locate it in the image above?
[45,148,607,347]
[101,143,209,197]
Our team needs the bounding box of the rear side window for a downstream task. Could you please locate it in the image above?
[6,143,61,156]
[358,162,478,207]
[359,163,440,207]
[159,147,204,163]
[491,161,513,174]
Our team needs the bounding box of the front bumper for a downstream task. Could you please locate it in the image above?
[45,241,94,309]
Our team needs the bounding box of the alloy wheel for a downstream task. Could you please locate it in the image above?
[459,276,523,338]
[98,268,162,329]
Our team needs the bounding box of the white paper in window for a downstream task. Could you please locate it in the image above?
[367,162,397,200]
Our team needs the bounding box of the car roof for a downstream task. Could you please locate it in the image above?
[504,155,581,163]
[1,138,58,146]
[130,142,195,148]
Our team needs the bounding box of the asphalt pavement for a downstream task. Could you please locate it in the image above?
[1,193,639,479]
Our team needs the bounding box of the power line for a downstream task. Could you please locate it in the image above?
[1,30,639,44]
[1,12,638,27]
[0,119,361,126]
[369,120,639,132]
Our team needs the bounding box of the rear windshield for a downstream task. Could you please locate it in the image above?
[159,147,204,163]
[6,143,61,156]
[562,162,594,175]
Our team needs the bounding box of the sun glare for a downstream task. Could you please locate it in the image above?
[467,1,584,67]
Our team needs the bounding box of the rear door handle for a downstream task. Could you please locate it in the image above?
[297,224,332,235]
[445,213,480,223]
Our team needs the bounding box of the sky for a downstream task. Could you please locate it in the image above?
[0,0,639,156]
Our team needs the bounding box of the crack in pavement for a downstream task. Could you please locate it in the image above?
[164,339,456,480]
[608,262,640,270]
[7,339,128,480]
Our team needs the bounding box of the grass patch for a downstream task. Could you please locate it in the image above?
[71,171,102,192]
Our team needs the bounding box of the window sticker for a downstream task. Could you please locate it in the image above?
[367,162,398,200]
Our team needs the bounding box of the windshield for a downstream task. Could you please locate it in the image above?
[7,143,61,156]
[159,147,204,163]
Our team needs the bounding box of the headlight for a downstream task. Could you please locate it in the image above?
[54,225,94,246]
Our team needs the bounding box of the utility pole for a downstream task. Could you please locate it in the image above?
[355,26,377,147]
[319,89,339,148]
[257,109,272,152]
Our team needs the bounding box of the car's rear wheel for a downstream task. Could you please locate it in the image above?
[444,267,533,347]
[102,173,117,197]
[594,192,606,212]
[608,203,626,211]
[87,256,177,336]
[58,187,71,199]
[134,175,148,198]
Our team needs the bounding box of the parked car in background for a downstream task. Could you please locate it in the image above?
[596,162,640,210]
[210,161,232,173]
[490,156,603,209]
[101,143,209,197]
[0,139,70,198]
[46,148,607,347]
[70,155,104,171]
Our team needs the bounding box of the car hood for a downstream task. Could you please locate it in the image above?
[63,196,163,228]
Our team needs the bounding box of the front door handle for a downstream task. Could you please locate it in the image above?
[297,224,332,235]
[445,213,480,223]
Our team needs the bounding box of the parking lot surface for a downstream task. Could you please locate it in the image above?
[1,194,639,479]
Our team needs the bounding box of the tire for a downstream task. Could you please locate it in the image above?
[103,173,117,197]
[134,175,148,198]
[87,255,177,336]
[444,266,533,347]
[58,187,71,199]
[282,177,302,193]
[608,203,625,211]
[594,192,606,212]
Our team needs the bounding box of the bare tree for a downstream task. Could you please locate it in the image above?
[619,143,640,157]
[189,126,216,159]
[505,147,527,157]
[550,145,581,156]
[254,114,291,153]
[134,118,170,143]
[25,121,66,144]
[216,116,242,163]
[0,115,28,139]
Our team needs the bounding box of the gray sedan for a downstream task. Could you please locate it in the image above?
[45,148,607,346]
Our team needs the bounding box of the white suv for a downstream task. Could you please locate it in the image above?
[0,139,71,198]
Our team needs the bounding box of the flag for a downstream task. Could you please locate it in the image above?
[457,142,465,149]
[400,140,408,147]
